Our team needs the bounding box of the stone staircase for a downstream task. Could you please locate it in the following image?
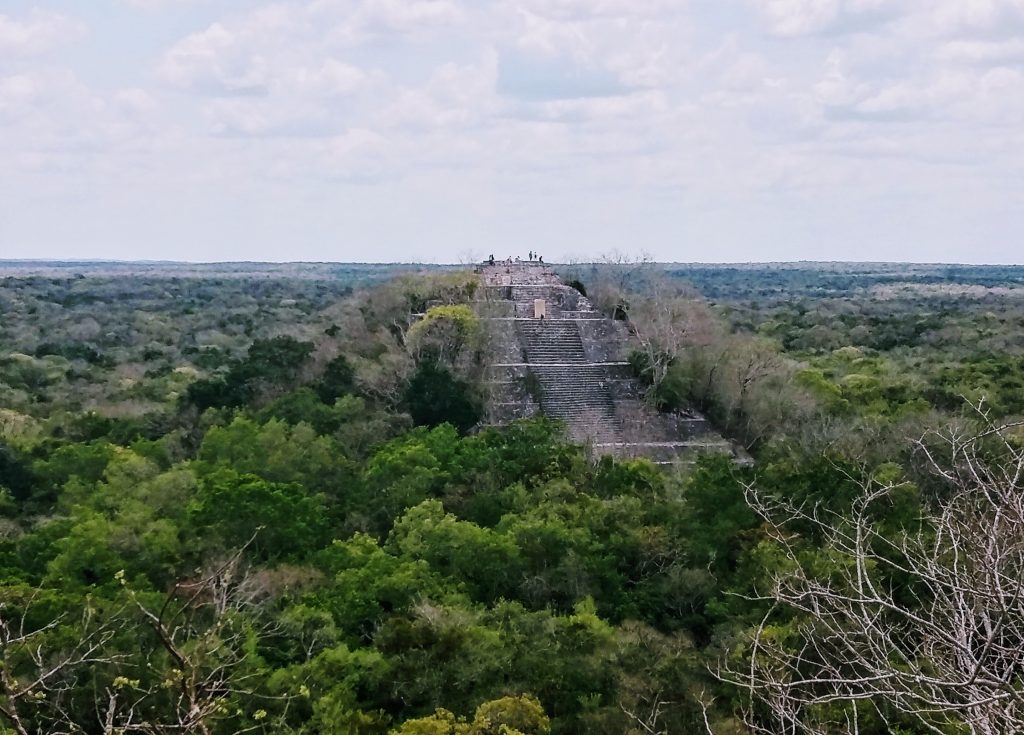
[477,262,742,464]
[517,320,623,444]
[517,320,586,364]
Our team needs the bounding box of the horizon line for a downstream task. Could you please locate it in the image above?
[2,258,1023,268]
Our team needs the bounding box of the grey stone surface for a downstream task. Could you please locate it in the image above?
[576,319,632,363]
[476,263,741,464]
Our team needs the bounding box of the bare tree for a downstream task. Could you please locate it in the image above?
[627,280,720,392]
[0,592,126,735]
[1,546,292,735]
[582,258,721,395]
[576,251,655,318]
[352,350,414,407]
[720,406,1024,735]
[106,547,291,735]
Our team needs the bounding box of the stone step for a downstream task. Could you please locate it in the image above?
[533,370,634,384]
[518,335,579,341]
[517,323,581,331]
[486,363,632,380]
[517,319,588,368]
[596,441,738,464]
[485,403,540,423]
[538,389,615,403]
[485,365,530,381]
[479,262,739,464]
[480,316,604,322]
[538,390,614,400]
[542,405,617,413]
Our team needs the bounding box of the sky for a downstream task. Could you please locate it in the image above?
[1,0,1023,264]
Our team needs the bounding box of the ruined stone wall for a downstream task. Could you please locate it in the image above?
[475,262,743,465]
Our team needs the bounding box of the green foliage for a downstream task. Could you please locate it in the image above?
[563,279,587,297]
[184,335,315,410]
[405,363,482,434]
[0,441,34,502]
[407,304,482,365]
[35,340,113,366]
[317,354,357,403]
[244,335,316,384]
[189,468,329,560]
[314,533,452,641]
[196,415,357,497]
[0,354,60,400]
[629,349,692,411]
[401,273,480,314]
[677,455,757,575]
[3,262,1017,735]
[259,387,343,433]
[792,367,851,414]
[44,453,195,588]
[388,500,522,603]
[33,441,116,492]
[391,695,550,735]
[520,372,544,404]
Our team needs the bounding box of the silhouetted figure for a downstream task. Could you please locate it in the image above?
[538,256,544,264]
[488,254,495,265]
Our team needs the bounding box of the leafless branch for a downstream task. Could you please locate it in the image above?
[719,403,1024,734]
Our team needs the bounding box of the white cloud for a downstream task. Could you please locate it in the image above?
[308,0,464,44]
[123,0,210,7]
[376,55,498,130]
[0,66,164,185]
[0,74,39,119]
[755,0,842,36]
[939,38,1024,63]
[930,0,1024,35]
[158,7,297,94]
[4,0,1024,262]
[0,11,85,56]
[295,59,368,96]
[753,0,897,36]
[339,0,463,34]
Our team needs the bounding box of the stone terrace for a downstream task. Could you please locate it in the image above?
[477,262,742,464]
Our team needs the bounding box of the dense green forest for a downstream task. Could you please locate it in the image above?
[2,261,1024,734]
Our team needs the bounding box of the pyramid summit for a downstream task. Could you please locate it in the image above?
[475,261,742,464]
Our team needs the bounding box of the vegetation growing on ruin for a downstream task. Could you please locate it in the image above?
[2,261,1024,734]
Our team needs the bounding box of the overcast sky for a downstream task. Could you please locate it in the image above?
[1,0,1023,264]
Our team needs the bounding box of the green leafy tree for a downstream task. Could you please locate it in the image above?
[314,533,452,641]
[391,695,550,735]
[388,501,523,603]
[316,354,357,403]
[197,416,358,500]
[183,336,315,410]
[407,305,482,366]
[259,388,343,434]
[405,363,482,434]
[45,453,194,588]
[188,468,329,560]
[0,441,33,503]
